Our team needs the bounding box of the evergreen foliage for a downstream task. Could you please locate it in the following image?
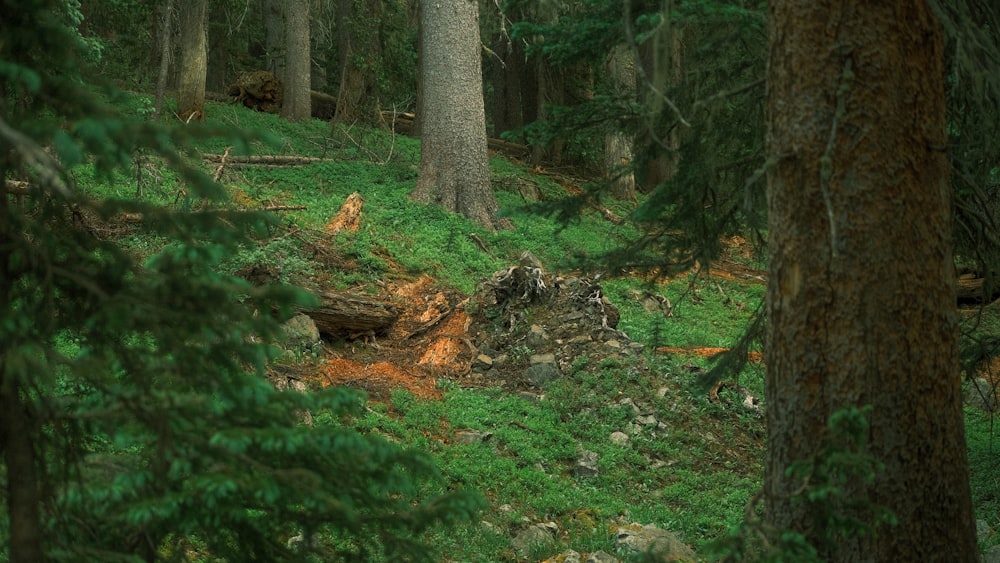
[509,0,767,275]
[0,1,482,560]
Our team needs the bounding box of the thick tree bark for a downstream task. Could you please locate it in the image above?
[152,0,173,120]
[281,0,311,122]
[263,0,285,79]
[0,175,44,562]
[333,0,381,124]
[413,0,508,231]
[176,0,208,121]
[604,44,636,202]
[764,1,977,560]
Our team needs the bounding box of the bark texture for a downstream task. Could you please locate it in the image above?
[413,0,507,230]
[176,0,208,121]
[604,44,636,202]
[280,0,311,122]
[332,0,381,124]
[764,1,977,560]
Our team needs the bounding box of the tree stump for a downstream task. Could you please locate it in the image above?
[228,71,283,113]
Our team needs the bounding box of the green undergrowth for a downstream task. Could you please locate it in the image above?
[72,93,998,561]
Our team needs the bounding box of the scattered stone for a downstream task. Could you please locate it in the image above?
[985,544,1000,563]
[541,550,581,563]
[966,378,998,412]
[977,519,993,541]
[281,313,320,348]
[527,324,549,348]
[605,339,622,350]
[574,449,600,479]
[614,523,696,561]
[619,398,641,414]
[454,430,493,444]
[636,414,658,426]
[512,522,558,558]
[518,391,544,403]
[585,551,620,563]
[524,363,561,388]
[531,352,557,365]
[610,431,630,446]
[473,354,494,370]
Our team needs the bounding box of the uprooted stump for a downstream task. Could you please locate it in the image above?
[229,70,283,113]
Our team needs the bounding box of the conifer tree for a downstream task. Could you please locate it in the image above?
[0,1,482,560]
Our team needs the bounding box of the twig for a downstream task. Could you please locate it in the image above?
[212,146,232,183]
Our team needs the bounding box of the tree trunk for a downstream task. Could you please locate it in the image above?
[264,0,285,80]
[333,0,381,125]
[280,0,311,121]
[0,177,44,561]
[176,0,208,121]
[604,44,636,202]
[205,2,228,93]
[152,0,174,120]
[764,1,978,560]
[413,0,508,231]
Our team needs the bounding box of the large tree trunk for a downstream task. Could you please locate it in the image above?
[176,0,208,121]
[263,0,285,80]
[280,0,311,121]
[152,0,173,120]
[764,1,977,560]
[604,44,636,202]
[412,0,507,231]
[332,0,381,125]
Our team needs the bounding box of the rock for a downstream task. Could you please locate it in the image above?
[966,378,998,412]
[574,449,600,479]
[531,352,557,365]
[585,551,620,563]
[610,431,630,446]
[473,354,494,370]
[512,522,558,558]
[524,363,561,387]
[636,414,658,426]
[985,544,1000,563]
[527,324,549,348]
[282,313,320,349]
[614,523,696,561]
[518,391,544,402]
[977,519,993,542]
[541,550,581,563]
[455,430,493,444]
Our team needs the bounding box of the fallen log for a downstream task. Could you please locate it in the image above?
[202,154,331,165]
[302,291,399,336]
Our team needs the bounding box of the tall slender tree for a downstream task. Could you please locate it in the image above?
[413,0,507,230]
[764,0,978,559]
[281,0,311,121]
[176,0,208,121]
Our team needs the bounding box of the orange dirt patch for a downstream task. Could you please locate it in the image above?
[418,310,471,367]
[657,346,763,363]
[319,358,442,400]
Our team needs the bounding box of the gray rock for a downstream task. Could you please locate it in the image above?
[473,354,494,370]
[574,449,600,479]
[282,313,320,348]
[585,551,620,563]
[610,431,630,446]
[524,363,561,387]
[966,378,998,412]
[526,324,549,348]
[553,550,582,563]
[985,544,1000,563]
[454,430,493,444]
[511,522,558,558]
[615,523,695,561]
[977,519,993,542]
[530,352,557,365]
